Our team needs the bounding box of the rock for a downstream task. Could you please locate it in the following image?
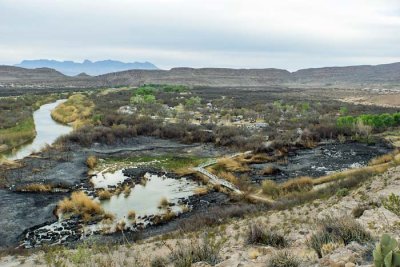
[214,252,261,267]
[317,198,359,219]
[358,207,399,234]
[320,242,371,267]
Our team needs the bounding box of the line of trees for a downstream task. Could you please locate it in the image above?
[337,112,400,130]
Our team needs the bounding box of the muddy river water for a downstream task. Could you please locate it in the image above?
[5,99,72,160]
[98,173,198,222]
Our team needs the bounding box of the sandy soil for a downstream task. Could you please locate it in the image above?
[340,93,400,108]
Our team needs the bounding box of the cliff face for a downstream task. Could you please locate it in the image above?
[1,62,400,90]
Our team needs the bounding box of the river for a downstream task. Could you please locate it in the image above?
[5,99,72,160]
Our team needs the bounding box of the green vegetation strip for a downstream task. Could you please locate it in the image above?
[130,84,189,104]
[338,112,400,129]
[0,94,62,153]
[0,117,36,152]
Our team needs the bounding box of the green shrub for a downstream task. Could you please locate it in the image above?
[162,84,188,93]
[185,96,202,107]
[373,234,400,267]
[382,194,400,216]
[337,112,400,132]
[339,107,348,116]
[135,86,156,96]
[130,94,156,104]
[337,116,356,129]
[336,188,349,197]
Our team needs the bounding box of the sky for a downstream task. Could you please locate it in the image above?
[1,0,400,70]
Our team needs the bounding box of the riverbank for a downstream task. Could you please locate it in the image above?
[2,162,400,266]
[3,100,72,160]
[0,137,230,248]
[0,117,36,154]
[50,94,94,129]
[0,95,64,156]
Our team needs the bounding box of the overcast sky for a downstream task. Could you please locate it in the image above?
[1,0,400,70]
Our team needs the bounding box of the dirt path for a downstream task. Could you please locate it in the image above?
[191,152,273,204]
[192,165,242,194]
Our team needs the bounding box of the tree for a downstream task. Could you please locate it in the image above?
[130,94,156,105]
[185,96,202,108]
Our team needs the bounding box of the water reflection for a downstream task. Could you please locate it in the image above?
[98,172,198,222]
[6,99,72,160]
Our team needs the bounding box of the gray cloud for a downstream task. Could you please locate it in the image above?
[1,0,400,70]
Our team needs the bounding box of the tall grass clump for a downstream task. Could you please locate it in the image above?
[237,153,273,164]
[127,210,136,221]
[246,222,287,248]
[280,176,313,194]
[382,193,400,216]
[17,183,52,192]
[268,250,300,267]
[169,234,224,267]
[161,210,177,222]
[307,216,372,258]
[97,189,112,200]
[369,154,394,166]
[262,180,280,199]
[86,155,98,169]
[313,167,376,186]
[262,177,313,199]
[51,94,94,128]
[159,197,170,208]
[123,185,131,197]
[216,157,250,172]
[194,187,209,196]
[57,191,104,220]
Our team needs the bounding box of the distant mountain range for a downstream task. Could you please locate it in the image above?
[15,59,158,76]
[1,62,400,91]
